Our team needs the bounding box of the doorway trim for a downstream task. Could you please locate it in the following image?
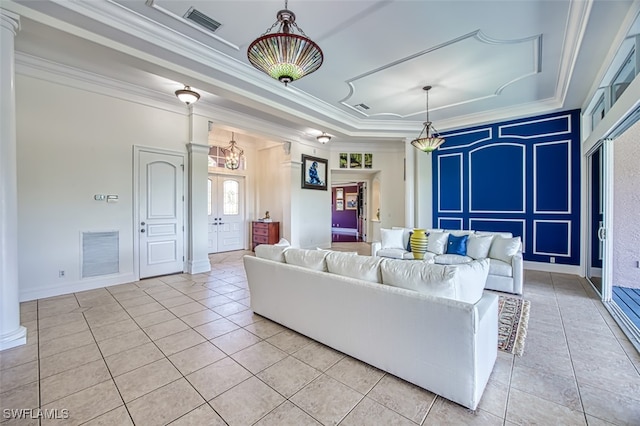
[133,145,188,280]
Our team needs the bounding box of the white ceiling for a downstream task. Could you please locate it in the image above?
[6,0,638,145]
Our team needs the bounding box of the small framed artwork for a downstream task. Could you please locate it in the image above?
[346,192,358,210]
[364,153,373,169]
[336,200,344,211]
[350,153,362,168]
[336,188,344,199]
[339,153,348,168]
[301,154,328,190]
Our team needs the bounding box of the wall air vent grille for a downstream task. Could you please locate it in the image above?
[82,231,119,278]
[184,7,222,33]
[355,103,370,110]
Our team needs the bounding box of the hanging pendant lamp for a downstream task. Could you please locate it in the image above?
[411,86,445,153]
[221,132,244,170]
[247,0,323,86]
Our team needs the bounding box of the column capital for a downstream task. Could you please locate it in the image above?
[1,10,20,34]
[186,142,210,155]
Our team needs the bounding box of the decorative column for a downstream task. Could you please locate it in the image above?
[186,139,211,273]
[404,137,416,227]
[0,10,26,351]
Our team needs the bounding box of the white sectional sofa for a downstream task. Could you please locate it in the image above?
[371,227,523,295]
[244,245,498,410]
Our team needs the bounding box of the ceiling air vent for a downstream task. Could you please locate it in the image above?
[355,103,370,110]
[184,7,222,33]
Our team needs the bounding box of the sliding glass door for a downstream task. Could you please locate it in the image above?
[586,141,612,299]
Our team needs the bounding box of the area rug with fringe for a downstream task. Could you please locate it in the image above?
[498,295,530,356]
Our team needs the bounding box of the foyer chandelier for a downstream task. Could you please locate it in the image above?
[221,132,244,170]
[247,0,323,86]
[411,85,445,153]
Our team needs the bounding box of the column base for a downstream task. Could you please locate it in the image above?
[186,259,211,275]
[0,325,27,351]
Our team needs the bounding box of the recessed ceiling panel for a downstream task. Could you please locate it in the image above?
[341,30,541,119]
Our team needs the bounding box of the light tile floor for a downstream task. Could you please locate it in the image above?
[1,244,639,425]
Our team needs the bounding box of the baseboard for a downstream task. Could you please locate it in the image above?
[523,261,582,275]
[19,273,137,302]
[186,259,211,274]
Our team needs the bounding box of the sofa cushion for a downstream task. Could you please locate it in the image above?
[476,231,513,238]
[381,228,405,249]
[326,252,383,283]
[284,248,329,272]
[381,259,456,295]
[380,259,487,304]
[255,244,289,262]
[489,236,521,263]
[489,258,513,277]
[427,231,449,255]
[446,230,475,237]
[446,234,468,256]
[434,254,473,265]
[466,235,494,259]
[377,248,413,260]
[452,259,490,302]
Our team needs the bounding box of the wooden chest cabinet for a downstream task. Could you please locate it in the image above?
[252,221,280,251]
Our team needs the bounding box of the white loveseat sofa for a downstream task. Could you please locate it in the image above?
[372,228,523,295]
[244,245,498,410]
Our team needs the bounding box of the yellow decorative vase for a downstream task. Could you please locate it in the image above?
[410,229,428,260]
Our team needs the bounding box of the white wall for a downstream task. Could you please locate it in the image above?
[293,143,332,249]
[613,119,640,289]
[255,143,289,241]
[16,75,189,300]
[328,145,405,238]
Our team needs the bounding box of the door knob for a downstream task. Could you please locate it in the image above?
[141,222,146,226]
[140,229,146,233]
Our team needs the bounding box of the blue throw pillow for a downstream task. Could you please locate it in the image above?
[406,231,413,252]
[446,234,468,256]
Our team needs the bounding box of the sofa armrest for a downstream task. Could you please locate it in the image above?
[371,241,382,257]
[511,252,524,295]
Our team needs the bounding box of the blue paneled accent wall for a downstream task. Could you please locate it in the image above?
[432,110,581,265]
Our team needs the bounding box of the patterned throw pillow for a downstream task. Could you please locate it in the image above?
[406,231,413,252]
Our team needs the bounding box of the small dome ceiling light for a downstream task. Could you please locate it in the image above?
[175,85,200,105]
[316,132,331,144]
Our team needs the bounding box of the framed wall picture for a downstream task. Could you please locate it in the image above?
[364,153,373,169]
[336,200,344,211]
[350,153,362,168]
[336,188,344,199]
[346,192,358,210]
[339,153,348,168]
[301,154,328,190]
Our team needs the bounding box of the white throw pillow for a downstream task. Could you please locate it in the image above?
[426,231,449,255]
[466,235,494,259]
[489,236,521,263]
[381,228,405,250]
[326,252,383,283]
[275,238,290,246]
[254,244,289,262]
[284,248,329,272]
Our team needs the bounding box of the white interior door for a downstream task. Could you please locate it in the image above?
[208,175,245,253]
[139,150,184,278]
